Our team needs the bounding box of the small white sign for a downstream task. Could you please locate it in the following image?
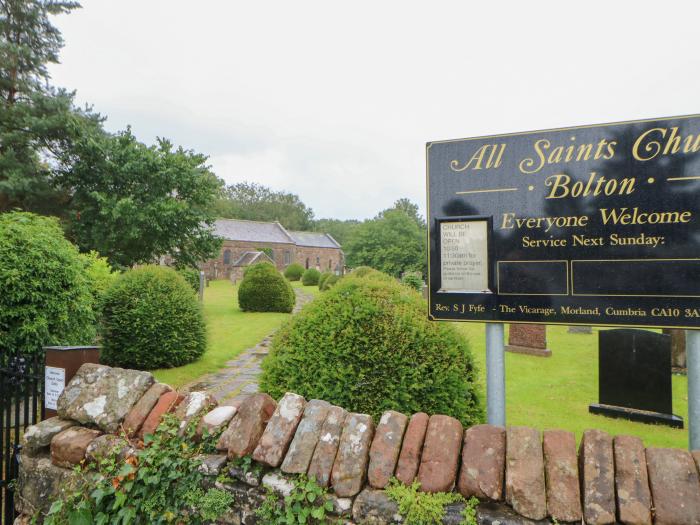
[45,366,66,411]
[439,220,491,293]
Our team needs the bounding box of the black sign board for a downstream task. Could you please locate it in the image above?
[427,115,700,329]
[589,329,682,428]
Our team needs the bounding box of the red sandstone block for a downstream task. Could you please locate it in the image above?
[579,429,615,525]
[367,410,408,489]
[505,426,546,521]
[646,447,700,525]
[252,392,306,467]
[542,429,581,522]
[458,424,505,501]
[50,427,102,468]
[217,393,277,459]
[614,435,652,525]
[416,415,462,493]
[138,391,183,439]
[394,412,429,485]
[123,383,172,437]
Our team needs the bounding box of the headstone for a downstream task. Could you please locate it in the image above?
[662,329,686,369]
[568,325,592,334]
[589,329,683,428]
[505,324,551,357]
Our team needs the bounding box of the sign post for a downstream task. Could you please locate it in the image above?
[426,115,700,445]
[688,331,700,450]
[485,323,506,425]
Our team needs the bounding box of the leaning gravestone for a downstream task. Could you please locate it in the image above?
[589,329,683,428]
[568,325,592,334]
[505,324,551,357]
[663,328,687,369]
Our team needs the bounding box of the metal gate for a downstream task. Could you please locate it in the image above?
[0,350,44,525]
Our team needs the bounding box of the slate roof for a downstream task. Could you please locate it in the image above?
[288,231,342,249]
[213,219,294,244]
[231,251,274,267]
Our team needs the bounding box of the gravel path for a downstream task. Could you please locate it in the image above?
[183,288,313,401]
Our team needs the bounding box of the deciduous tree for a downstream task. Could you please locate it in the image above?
[56,129,222,268]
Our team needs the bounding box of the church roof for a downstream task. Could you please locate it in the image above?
[288,231,342,249]
[213,219,294,244]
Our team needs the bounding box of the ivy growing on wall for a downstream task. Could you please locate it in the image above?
[44,415,233,525]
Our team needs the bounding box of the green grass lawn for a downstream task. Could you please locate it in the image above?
[153,279,318,388]
[155,278,688,449]
[454,322,689,449]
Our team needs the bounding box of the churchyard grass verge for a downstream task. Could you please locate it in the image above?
[153,280,318,388]
[456,322,688,449]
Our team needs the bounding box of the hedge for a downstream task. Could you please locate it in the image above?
[283,263,304,281]
[239,262,295,313]
[301,268,321,286]
[100,265,206,369]
[260,272,483,425]
[0,212,96,355]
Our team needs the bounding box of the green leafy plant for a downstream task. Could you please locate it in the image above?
[317,271,333,290]
[319,274,340,291]
[44,415,233,524]
[261,271,483,425]
[255,475,334,524]
[385,478,466,525]
[283,263,304,281]
[401,271,423,292]
[460,496,480,525]
[0,212,96,355]
[239,262,295,313]
[81,251,119,307]
[177,266,201,293]
[100,265,206,369]
[301,268,321,286]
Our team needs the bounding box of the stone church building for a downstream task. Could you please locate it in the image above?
[199,218,343,280]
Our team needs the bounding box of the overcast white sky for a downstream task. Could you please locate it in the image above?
[49,1,699,220]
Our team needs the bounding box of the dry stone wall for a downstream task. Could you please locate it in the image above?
[14,363,700,524]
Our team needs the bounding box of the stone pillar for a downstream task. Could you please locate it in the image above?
[568,325,592,334]
[506,324,551,357]
[663,329,686,369]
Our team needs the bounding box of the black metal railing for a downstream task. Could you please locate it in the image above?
[0,350,44,525]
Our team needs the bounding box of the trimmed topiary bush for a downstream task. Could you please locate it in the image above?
[318,271,333,290]
[239,262,295,313]
[320,273,341,291]
[260,272,483,425]
[351,265,375,277]
[283,263,304,281]
[177,266,201,293]
[301,268,321,286]
[100,265,206,369]
[401,271,423,292]
[0,212,96,355]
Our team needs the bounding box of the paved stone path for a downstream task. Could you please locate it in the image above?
[183,288,314,402]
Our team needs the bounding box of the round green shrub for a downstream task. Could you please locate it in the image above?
[317,271,333,290]
[260,273,483,425]
[401,272,423,292]
[239,262,295,313]
[351,266,375,277]
[177,266,201,292]
[320,274,341,291]
[283,263,304,281]
[301,268,321,286]
[100,265,206,369]
[0,212,96,355]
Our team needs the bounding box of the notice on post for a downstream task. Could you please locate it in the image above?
[44,366,66,411]
[439,220,490,293]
